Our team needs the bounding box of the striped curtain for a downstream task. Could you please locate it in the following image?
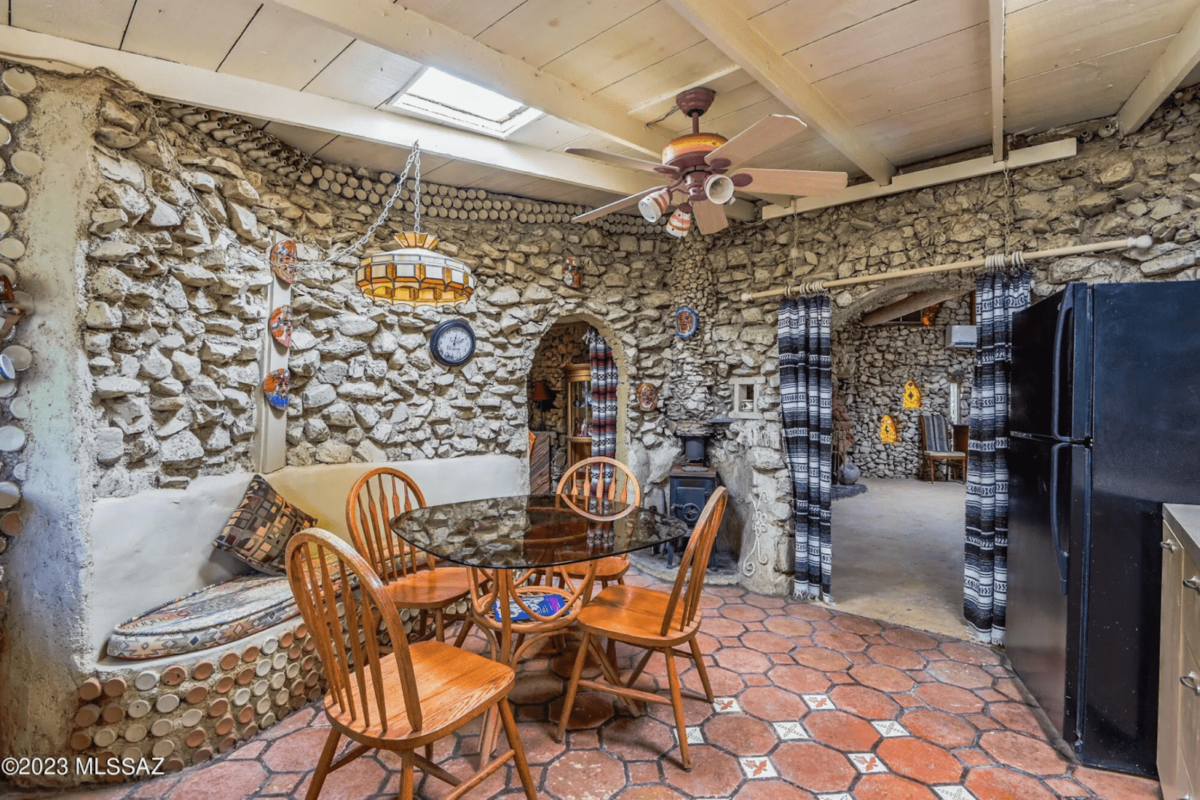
[585,327,617,459]
[964,270,1032,645]
[778,296,833,601]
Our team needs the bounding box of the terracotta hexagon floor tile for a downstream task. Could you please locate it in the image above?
[993,678,1028,702]
[812,630,868,652]
[966,713,1002,731]
[257,770,302,795]
[508,671,565,705]
[702,616,749,637]
[832,615,884,635]
[852,772,941,800]
[850,663,916,693]
[503,720,565,765]
[739,686,809,721]
[714,647,774,674]
[866,644,928,670]
[648,695,715,726]
[978,731,1068,776]
[694,632,721,654]
[1044,776,1089,797]
[721,604,768,622]
[803,710,882,751]
[614,786,689,800]
[683,665,745,697]
[704,713,779,755]
[1071,766,1162,800]
[877,737,964,784]
[544,748,627,800]
[828,685,901,719]
[772,741,856,793]
[927,661,994,690]
[882,627,940,650]
[165,760,266,800]
[985,702,1044,736]
[627,760,662,784]
[769,664,832,694]
[660,747,744,798]
[941,641,1001,665]
[955,747,993,767]
[260,727,332,772]
[741,631,795,653]
[600,715,675,761]
[733,777,818,799]
[914,683,985,715]
[965,766,1058,800]
[793,647,852,672]
[764,615,814,637]
[549,691,615,731]
[784,602,831,620]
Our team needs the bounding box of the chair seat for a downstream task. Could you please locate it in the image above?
[561,556,629,581]
[576,584,698,647]
[325,640,513,747]
[383,567,480,610]
[924,450,965,458]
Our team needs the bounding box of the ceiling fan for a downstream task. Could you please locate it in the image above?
[567,88,848,237]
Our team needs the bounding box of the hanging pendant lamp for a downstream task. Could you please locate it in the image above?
[354,147,476,305]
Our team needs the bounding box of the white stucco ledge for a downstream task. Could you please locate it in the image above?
[86,454,528,660]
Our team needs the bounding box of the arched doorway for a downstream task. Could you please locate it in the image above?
[525,313,629,491]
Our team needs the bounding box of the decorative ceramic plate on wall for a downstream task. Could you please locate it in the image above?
[263,368,290,411]
[675,306,699,339]
[269,239,297,285]
[269,305,294,349]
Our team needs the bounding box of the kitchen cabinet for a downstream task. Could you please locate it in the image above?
[1161,505,1200,800]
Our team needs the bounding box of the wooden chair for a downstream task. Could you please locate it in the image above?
[555,487,728,770]
[285,529,536,800]
[919,412,966,483]
[346,468,477,646]
[553,456,642,590]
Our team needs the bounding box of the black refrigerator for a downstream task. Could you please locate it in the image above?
[1007,280,1200,777]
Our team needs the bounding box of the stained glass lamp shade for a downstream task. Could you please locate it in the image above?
[356,232,476,306]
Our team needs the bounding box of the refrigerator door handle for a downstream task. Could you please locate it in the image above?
[1051,288,1075,443]
[1049,441,1070,594]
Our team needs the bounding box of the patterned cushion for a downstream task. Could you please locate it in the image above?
[107,574,298,660]
[921,413,951,453]
[212,475,317,575]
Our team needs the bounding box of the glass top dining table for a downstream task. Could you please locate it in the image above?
[388,493,690,570]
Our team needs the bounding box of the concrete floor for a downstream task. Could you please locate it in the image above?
[832,476,969,639]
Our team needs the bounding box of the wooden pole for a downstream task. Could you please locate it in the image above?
[739,235,1153,302]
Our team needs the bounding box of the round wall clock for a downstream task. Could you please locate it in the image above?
[429,319,476,367]
[675,306,699,339]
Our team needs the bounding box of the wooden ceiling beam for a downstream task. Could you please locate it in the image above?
[0,26,659,197]
[665,0,897,185]
[272,0,670,157]
[989,0,1006,161]
[863,288,969,327]
[1116,2,1200,135]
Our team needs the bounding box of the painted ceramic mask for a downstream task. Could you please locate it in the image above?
[636,382,659,412]
[270,239,297,285]
[903,380,922,409]
[880,414,898,443]
[675,306,699,339]
[263,368,290,410]
[269,305,294,349]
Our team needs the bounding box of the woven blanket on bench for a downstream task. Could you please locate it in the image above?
[107,574,299,660]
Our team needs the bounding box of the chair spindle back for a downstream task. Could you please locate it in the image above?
[660,487,728,637]
[346,468,429,583]
[556,456,642,515]
[285,529,422,733]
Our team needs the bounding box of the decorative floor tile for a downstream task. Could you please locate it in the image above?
[672,726,705,744]
[739,756,778,779]
[848,752,889,773]
[713,697,741,713]
[772,720,810,740]
[803,693,835,710]
[872,720,909,737]
[933,787,977,800]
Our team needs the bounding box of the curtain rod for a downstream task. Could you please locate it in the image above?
[739,235,1154,302]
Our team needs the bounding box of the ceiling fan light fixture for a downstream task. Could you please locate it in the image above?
[638,188,672,223]
[704,174,735,205]
[666,206,692,238]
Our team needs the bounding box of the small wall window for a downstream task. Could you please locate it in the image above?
[730,378,763,420]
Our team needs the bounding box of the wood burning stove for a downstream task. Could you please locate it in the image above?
[666,433,719,566]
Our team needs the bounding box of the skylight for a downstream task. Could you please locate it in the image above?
[390,68,542,138]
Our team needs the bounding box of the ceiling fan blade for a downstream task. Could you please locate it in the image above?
[733,168,848,197]
[705,115,808,169]
[572,187,663,224]
[565,147,677,174]
[692,199,729,235]
[742,191,793,207]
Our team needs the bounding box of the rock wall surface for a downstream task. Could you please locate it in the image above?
[527,321,589,479]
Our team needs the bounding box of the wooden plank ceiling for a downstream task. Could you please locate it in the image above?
[3,0,1197,208]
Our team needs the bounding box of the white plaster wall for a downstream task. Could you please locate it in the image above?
[86,454,526,657]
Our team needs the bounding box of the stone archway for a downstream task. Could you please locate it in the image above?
[525,312,630,481]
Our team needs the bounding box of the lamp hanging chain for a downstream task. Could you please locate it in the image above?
[412,146,423,235]
[303,143,422,270]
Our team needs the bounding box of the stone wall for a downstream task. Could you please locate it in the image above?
[527,321,589,479]
[833,297,975,478]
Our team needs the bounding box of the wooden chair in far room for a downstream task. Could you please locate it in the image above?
[919,412,966,483]
[347,467,478,646]
[555,487,729,770]
[285,530,536,800]
[554,456,642,591]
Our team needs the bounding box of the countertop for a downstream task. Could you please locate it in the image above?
[1165,504,1200,566]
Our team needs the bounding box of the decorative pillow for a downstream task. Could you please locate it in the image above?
[212,475,317,575]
